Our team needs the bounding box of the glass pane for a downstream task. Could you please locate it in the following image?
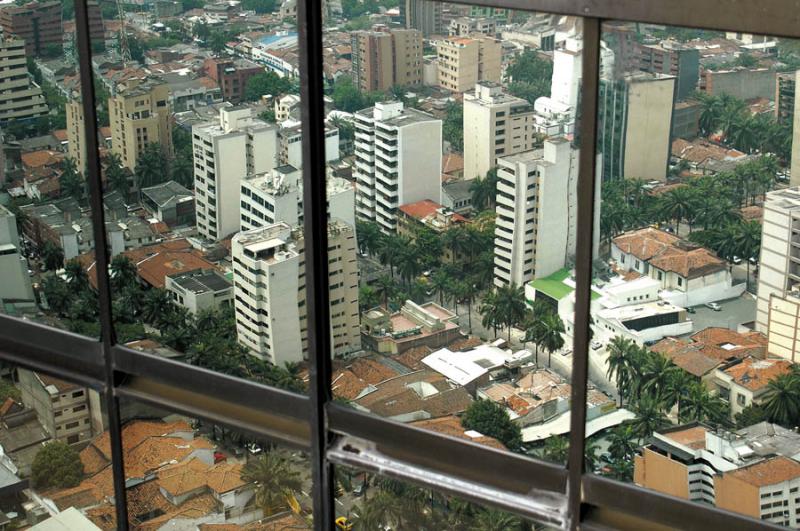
[329,5,586,468]
[0,2,100,338]
[589,22,799,527]
[89,3,311,393]
[334,465,535,530]
[0,363,110,528]
[117,400,312,529]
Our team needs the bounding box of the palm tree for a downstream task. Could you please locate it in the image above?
[59,157,84,201]
[539,311,565,367]
[732,220,761,291]
[429,270,450,306]
[639,354,681,407]
[697,93,723,136]
[542,435,569,463]
[356,220,381,257]
[135,143,167,190]
[240,451,302,516]
[103,152,130,197]
[469,508,523,531]
[584,437,602,471]
[41,241,64,271]
[680,381,727,424]
[169,155,194,188]
[494,283,527,342]
[378,234,402,278]
[110,255,137,291]
[658,187,695,235]
[395,244,421,286]
[763,373,800,427]
[480,290,502,338]
[630,395,670,440]
[358,285,380,311]
[607,423,638,461]
[374,275,395,308]
[523,300,551,365]
[141,288,173,327]
[606,336,636,405]
[64,259,89,294]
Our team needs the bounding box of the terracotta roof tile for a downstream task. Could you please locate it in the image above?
[394,346,433,371]
[442,153,464,174]
[613,227,726,278]
[721,357,793,392]
[662,425,708,449]
[21,149,63,169]
[448,336,483,352]
[348,358,399,385]
[398,199,467,223]
[156,458,209,497]
[355,369,472,419]
[721,456,800,487]
[410,415,506,450]
[330,369,370,401]
[205,461,246,493]
[36,372,80,393]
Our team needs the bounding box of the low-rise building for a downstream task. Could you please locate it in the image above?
[437,36,501,93]
[16,369,94,446]
[165,269,233,315]
[441,180,473,215]
[141,180,195,227]
[766,289,800,362]
[712,357,793,419]
[612,227,745,307]
[361,300,461,355]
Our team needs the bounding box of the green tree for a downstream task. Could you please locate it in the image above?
[461,399,521,450]
[110,255,138,292]
[494,283,527,342]
[59,157,83,201]
[41,241,65,271]
[505,50,553,103]
[241,0,278,13]
[64,259,89,294]
[538,311,566,367]
[135,143,167,189]
[735,404,768,428]
[630,396,670,440]
[103,152,130,197]
[240,451,302,516]
[541,435,569,463]
[469,508,524,531]
[42,276,70,315]
[0,379,20,403]
[243,71,294,102]
[763,372,800,427]
[31,441,83,489]
[443,101,463,151]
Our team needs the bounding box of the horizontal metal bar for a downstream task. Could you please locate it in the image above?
[328,435,567,528]
[0,314,105,386]
[582,473,784,531]
[112,344,310,421]
[446,0,800,39]
[327,403,567,494]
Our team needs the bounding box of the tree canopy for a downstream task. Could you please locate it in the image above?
[31,441,84,489]
[461,399,522,450]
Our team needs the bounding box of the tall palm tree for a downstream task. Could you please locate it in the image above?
[542,434,569,463]
[141,288,173,327]
[680,381,727,424]
[110,255,137,291]
[240,451,302,516]
[658,187,695,236]
[495,283,527,342]
[375,275,395,308]
[480,290,502,338]
[64,259,89,294]
[395,245,421,286]
[429,270,450,306]
[607,423,638,461]
[469,175,492,211]
[630,395,670,440]
[135,143,167,190]
[378,234,402,278]
[356,221,381,256]
[539,311,566,367]
[732,220,762,291]
[763,373,800,427]
[606,336,637,405]
[469,508,524,531]
[639,354,681,407]
[41,241,65,271]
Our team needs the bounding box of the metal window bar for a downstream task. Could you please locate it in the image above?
[0,0,793,530]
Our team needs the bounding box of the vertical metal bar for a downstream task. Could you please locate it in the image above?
[296,0,335,528]
[73,2,129,528]
[566,16,601,531]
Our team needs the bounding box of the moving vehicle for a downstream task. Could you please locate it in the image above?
[335,517,353,531]
[686,306,696,314]
[705,302,721,311]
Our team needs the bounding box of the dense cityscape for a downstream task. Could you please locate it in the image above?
[0,0,799,528]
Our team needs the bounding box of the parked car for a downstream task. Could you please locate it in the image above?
[561,347,572,356]
[686,306,696,314]
[705,302,722,311]
[731,256,742,264]
[591,340,602,350]
[749,256,759,265]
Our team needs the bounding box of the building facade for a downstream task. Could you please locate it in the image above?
[232,221,360,365]
[353,101,442,233]
[203,57,264,104]
[766,290,800,362]
[463,82,537,180]
[0,39,48,124]
[17,369,94,445]
[192,106,279,241]
[437,36,501,93]
[0,1,61,57]
[108,79,173,173]
[402,0,443,37]
[756,188,800,333]
[351,29,423,92]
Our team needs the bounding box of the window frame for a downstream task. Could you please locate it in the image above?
[0,0,794,530]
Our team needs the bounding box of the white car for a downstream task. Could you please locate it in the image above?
[705,302,722,311]
[591,340,602,350]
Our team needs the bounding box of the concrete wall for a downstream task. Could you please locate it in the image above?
[634,447,689,499]
[623,76,675,181]
[705,68,776,101]
[714,474,760,519]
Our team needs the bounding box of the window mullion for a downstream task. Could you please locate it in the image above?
[297,0,335,528]
[567,15,602,531]
[73,1,129,528]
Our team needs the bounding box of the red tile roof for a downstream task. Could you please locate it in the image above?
[721,357,793,392]
[613,227,726,279]
[398,199,467,223]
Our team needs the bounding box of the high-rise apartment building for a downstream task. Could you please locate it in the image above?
[463,82,537,180]
[0,205,33,303]
[66,97,86,173]
[232,221,360,365]
[776,71,796,127]
[0,38,48,124]
[756,187,800,334]
[790,72,800,187]
[766,290,800,362]
[597,73,676,181]
[493,138,593,288]
[636,42,699,101]
[437,36,501,93]
[240,165,301,232]
[353,101,442,233]
[109,79,174,173]
[192,106,279,241]
[0,1,61,57]
[402,0,443,37]
[351,29,423,92]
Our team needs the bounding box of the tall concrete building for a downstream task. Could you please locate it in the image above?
[636,41,699,100]
[353,101,442,233]
[789,71,800,188]
[66,97,86,173]
[351,29,423,92]
[0,1,61,57]
[437,36,501,93]
[0,205,33,303]
[402,0,443,37]
[493,138,598,288]
[597,73,676,181]
[109,79,173,173]
[192,106,279,241]
[0,38,48,124]
[463,82,536,180]
[776,71,796,127]
[232,221,360,365]
[756,187,800,334]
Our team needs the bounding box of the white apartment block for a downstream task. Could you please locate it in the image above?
[767,290,800,362]
[192,106,279,241]
[463,82,537,180]
[353,101,442,233]
[756,188,800,334]
[241,166,355,232]
[279,121,340,169]
[494,138,598,288]
[232,221,360,365]
[0,39,48,123]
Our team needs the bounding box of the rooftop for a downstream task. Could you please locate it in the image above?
[613,227,726,279]
[720,356,793,392]
[141,180,193,209]
[410,415,506,450]
[721,455,800,487]
[168,269,232,294]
